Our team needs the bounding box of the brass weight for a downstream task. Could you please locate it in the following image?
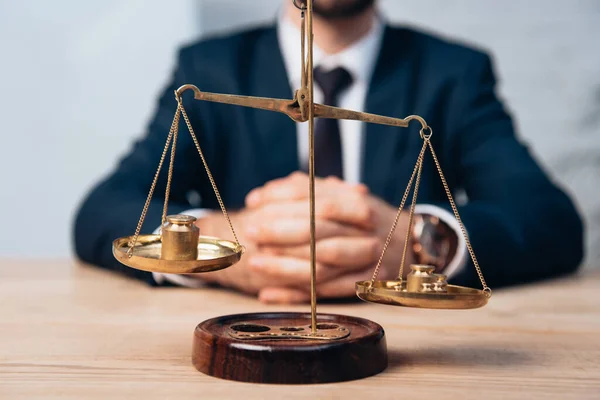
[407,264,435,292]
[161,215,200,261]
[406,264,448,294]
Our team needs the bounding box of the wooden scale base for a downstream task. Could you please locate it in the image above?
[192,312,387,384]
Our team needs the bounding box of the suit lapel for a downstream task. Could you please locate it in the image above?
[249,26,299,181]
[363,26,419,202]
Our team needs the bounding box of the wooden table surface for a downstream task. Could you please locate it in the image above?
[0,260,598,399]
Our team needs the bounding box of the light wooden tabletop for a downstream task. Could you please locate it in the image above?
[0,260,598,399]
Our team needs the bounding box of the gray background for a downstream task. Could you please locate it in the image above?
[1,0,598,268]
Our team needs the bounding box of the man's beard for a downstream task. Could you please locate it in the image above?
[311,0,376,20]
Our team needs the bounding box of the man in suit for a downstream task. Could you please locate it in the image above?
[74,0,584,303]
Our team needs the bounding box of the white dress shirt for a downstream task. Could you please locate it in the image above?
[153,14,466,286]
[279,14,382,183]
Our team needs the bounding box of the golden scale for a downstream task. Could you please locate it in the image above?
[113,0,491,384]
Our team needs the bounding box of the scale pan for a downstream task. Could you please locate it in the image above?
[113,234,243,274]
[355,280,488,310]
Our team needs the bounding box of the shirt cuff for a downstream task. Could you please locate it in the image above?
[151,209,211,288]
[414,204,467,280]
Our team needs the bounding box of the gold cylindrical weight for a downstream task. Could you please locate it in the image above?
[161,215,200,261]
[433,274,448,293]
[420,282,435,293]
[406,264,437,293]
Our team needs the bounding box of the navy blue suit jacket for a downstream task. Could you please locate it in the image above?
[74,25,584,288]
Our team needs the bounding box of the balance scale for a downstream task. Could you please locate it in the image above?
[112,0,491,384]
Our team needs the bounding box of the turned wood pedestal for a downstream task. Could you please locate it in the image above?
[192,312,387,384]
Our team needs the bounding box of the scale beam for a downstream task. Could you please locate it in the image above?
[175,84,429,130]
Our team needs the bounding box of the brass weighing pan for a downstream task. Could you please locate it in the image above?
[356,280,489,310]
[113,234,243,274]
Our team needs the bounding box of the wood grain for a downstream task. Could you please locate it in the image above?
[0,259,599,399]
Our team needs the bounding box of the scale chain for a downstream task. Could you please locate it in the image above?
[161,108,181,227]
[398,140,426,280]
[369,128,490,296]
[369,140,428,285]
[128,95,241,255]
[177,96,240,246]
[427,140,490,295]
[127,103,182,256]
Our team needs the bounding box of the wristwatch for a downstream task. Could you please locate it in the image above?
[411,213,458,272]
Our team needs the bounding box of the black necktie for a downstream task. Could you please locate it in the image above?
[311,66,353,179]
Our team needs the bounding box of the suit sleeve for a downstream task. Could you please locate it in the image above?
[73,48,204,284]
[435,53,584,288]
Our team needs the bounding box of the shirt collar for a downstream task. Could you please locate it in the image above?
[277,12,384,87]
